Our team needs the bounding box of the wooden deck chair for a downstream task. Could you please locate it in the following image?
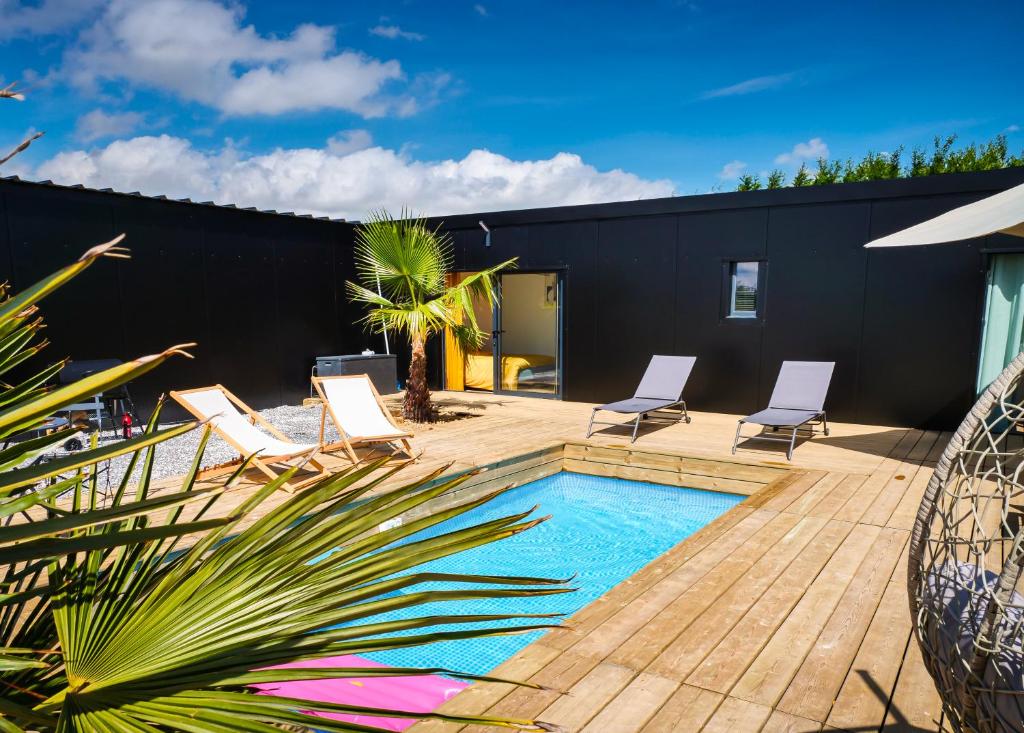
[170,385,329,492]
[311,374,414,463]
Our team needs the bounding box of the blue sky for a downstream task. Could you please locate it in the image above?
[1,0,1022,217]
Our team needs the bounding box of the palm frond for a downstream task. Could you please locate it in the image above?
[0,237,566,733]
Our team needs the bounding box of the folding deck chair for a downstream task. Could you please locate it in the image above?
[170,385,328,491]
[731,360,834,460]
[586,355,696,443]
[311,374,414,463]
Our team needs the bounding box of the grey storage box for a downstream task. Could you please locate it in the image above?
[314,354,399,395]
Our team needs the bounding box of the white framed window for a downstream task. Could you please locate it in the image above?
[729,261,759,318]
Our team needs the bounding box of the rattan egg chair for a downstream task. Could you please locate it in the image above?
[910,350,1024,733]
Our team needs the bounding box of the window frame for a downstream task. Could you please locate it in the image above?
[721,258,767,323]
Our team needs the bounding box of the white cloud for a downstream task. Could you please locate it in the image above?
[1006,124,1021,133]
[701,72,795,99]
[33,134,675,219]
[326,129,372,155]
[63,0,442,118]
[369,24,425,41]
[717,160,746,180]
[0,0,104,39]
[74,109,146,142]
[474,4,488,16]
[774,137,829,165]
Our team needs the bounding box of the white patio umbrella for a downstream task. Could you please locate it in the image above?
[863,179,1024,390]
[864,180,1024,247]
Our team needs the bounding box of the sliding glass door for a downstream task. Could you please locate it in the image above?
[978,254,1024,392]
[493,272,562,397]
[443,270,563,398]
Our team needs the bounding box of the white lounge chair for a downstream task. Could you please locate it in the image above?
[170,385,328,491]
[311,374,414,463]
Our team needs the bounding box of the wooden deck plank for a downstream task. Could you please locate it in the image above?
[762,710,824,733]
[638,684,723,733]
[806,473,869,520]
[579,673,680,733]
[530,662,635,733]
[729,523,882,707]
[644,515,828,681]
[759,470,830,512]
[886,466,935,530]
[826,579,913,732]
[883,633,943,732]
[857,464,924,527]
[784,472,849,516]
[684,520,855,694]
[604,511,801,670]
[700,696,773,732]
[830,466,897,523]
[412,643,562,733]
[459,648,602,731]
[776,527,909,722]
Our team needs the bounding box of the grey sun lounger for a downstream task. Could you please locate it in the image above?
[732,360,834,460]
[586,355,696,443]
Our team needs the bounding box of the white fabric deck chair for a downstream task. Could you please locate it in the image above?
[731,361,834,460]
[170,385,327,491]
[311,375,414,463]
[586,355,696,443]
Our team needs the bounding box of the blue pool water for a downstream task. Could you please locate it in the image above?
[350,471,743,676]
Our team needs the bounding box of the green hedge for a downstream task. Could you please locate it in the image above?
[736,134,1024,192]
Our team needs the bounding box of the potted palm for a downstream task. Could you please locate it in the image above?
[347,210,514,422]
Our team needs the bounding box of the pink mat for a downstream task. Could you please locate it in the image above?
[254,655,468,732]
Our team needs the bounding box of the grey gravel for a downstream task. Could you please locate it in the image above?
[42,403,343,491]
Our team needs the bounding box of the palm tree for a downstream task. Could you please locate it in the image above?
[347,210,515,422]
[0,241,568,732]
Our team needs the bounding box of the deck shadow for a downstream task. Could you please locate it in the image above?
[586,418,678,442]
[813,428,930,460]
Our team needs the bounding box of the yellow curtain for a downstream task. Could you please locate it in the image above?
[443,273,465,390]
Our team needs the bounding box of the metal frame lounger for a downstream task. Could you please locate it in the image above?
[170,384,329,492]
[586,355,696,443]
[311,374,414,463]
[731,360,834,461]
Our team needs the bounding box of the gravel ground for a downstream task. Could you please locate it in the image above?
[42,403,345,491]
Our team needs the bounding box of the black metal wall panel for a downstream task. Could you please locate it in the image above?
[860,193,988,428]
[198,211,284,407]
[526,221,596,399]
[674,208,767,415]
[760,202,871,421]
[4,186,122,365]
[269,218,339,406]
[6,167,1024,430]
[111,198,210,417]
[0,190,13,287]
[592,216,677,401]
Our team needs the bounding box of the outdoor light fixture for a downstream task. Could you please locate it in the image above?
[479,220,491,247]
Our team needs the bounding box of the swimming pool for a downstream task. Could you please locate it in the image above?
[351,470,743,676]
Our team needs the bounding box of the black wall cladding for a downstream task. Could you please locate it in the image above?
[3,166,1024,429]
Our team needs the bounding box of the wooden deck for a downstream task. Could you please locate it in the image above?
[160,389,946,732]
[382,391,945,733]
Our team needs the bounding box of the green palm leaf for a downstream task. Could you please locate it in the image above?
[0,241,567,732]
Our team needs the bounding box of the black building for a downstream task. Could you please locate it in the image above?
[2,166,1023,429]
